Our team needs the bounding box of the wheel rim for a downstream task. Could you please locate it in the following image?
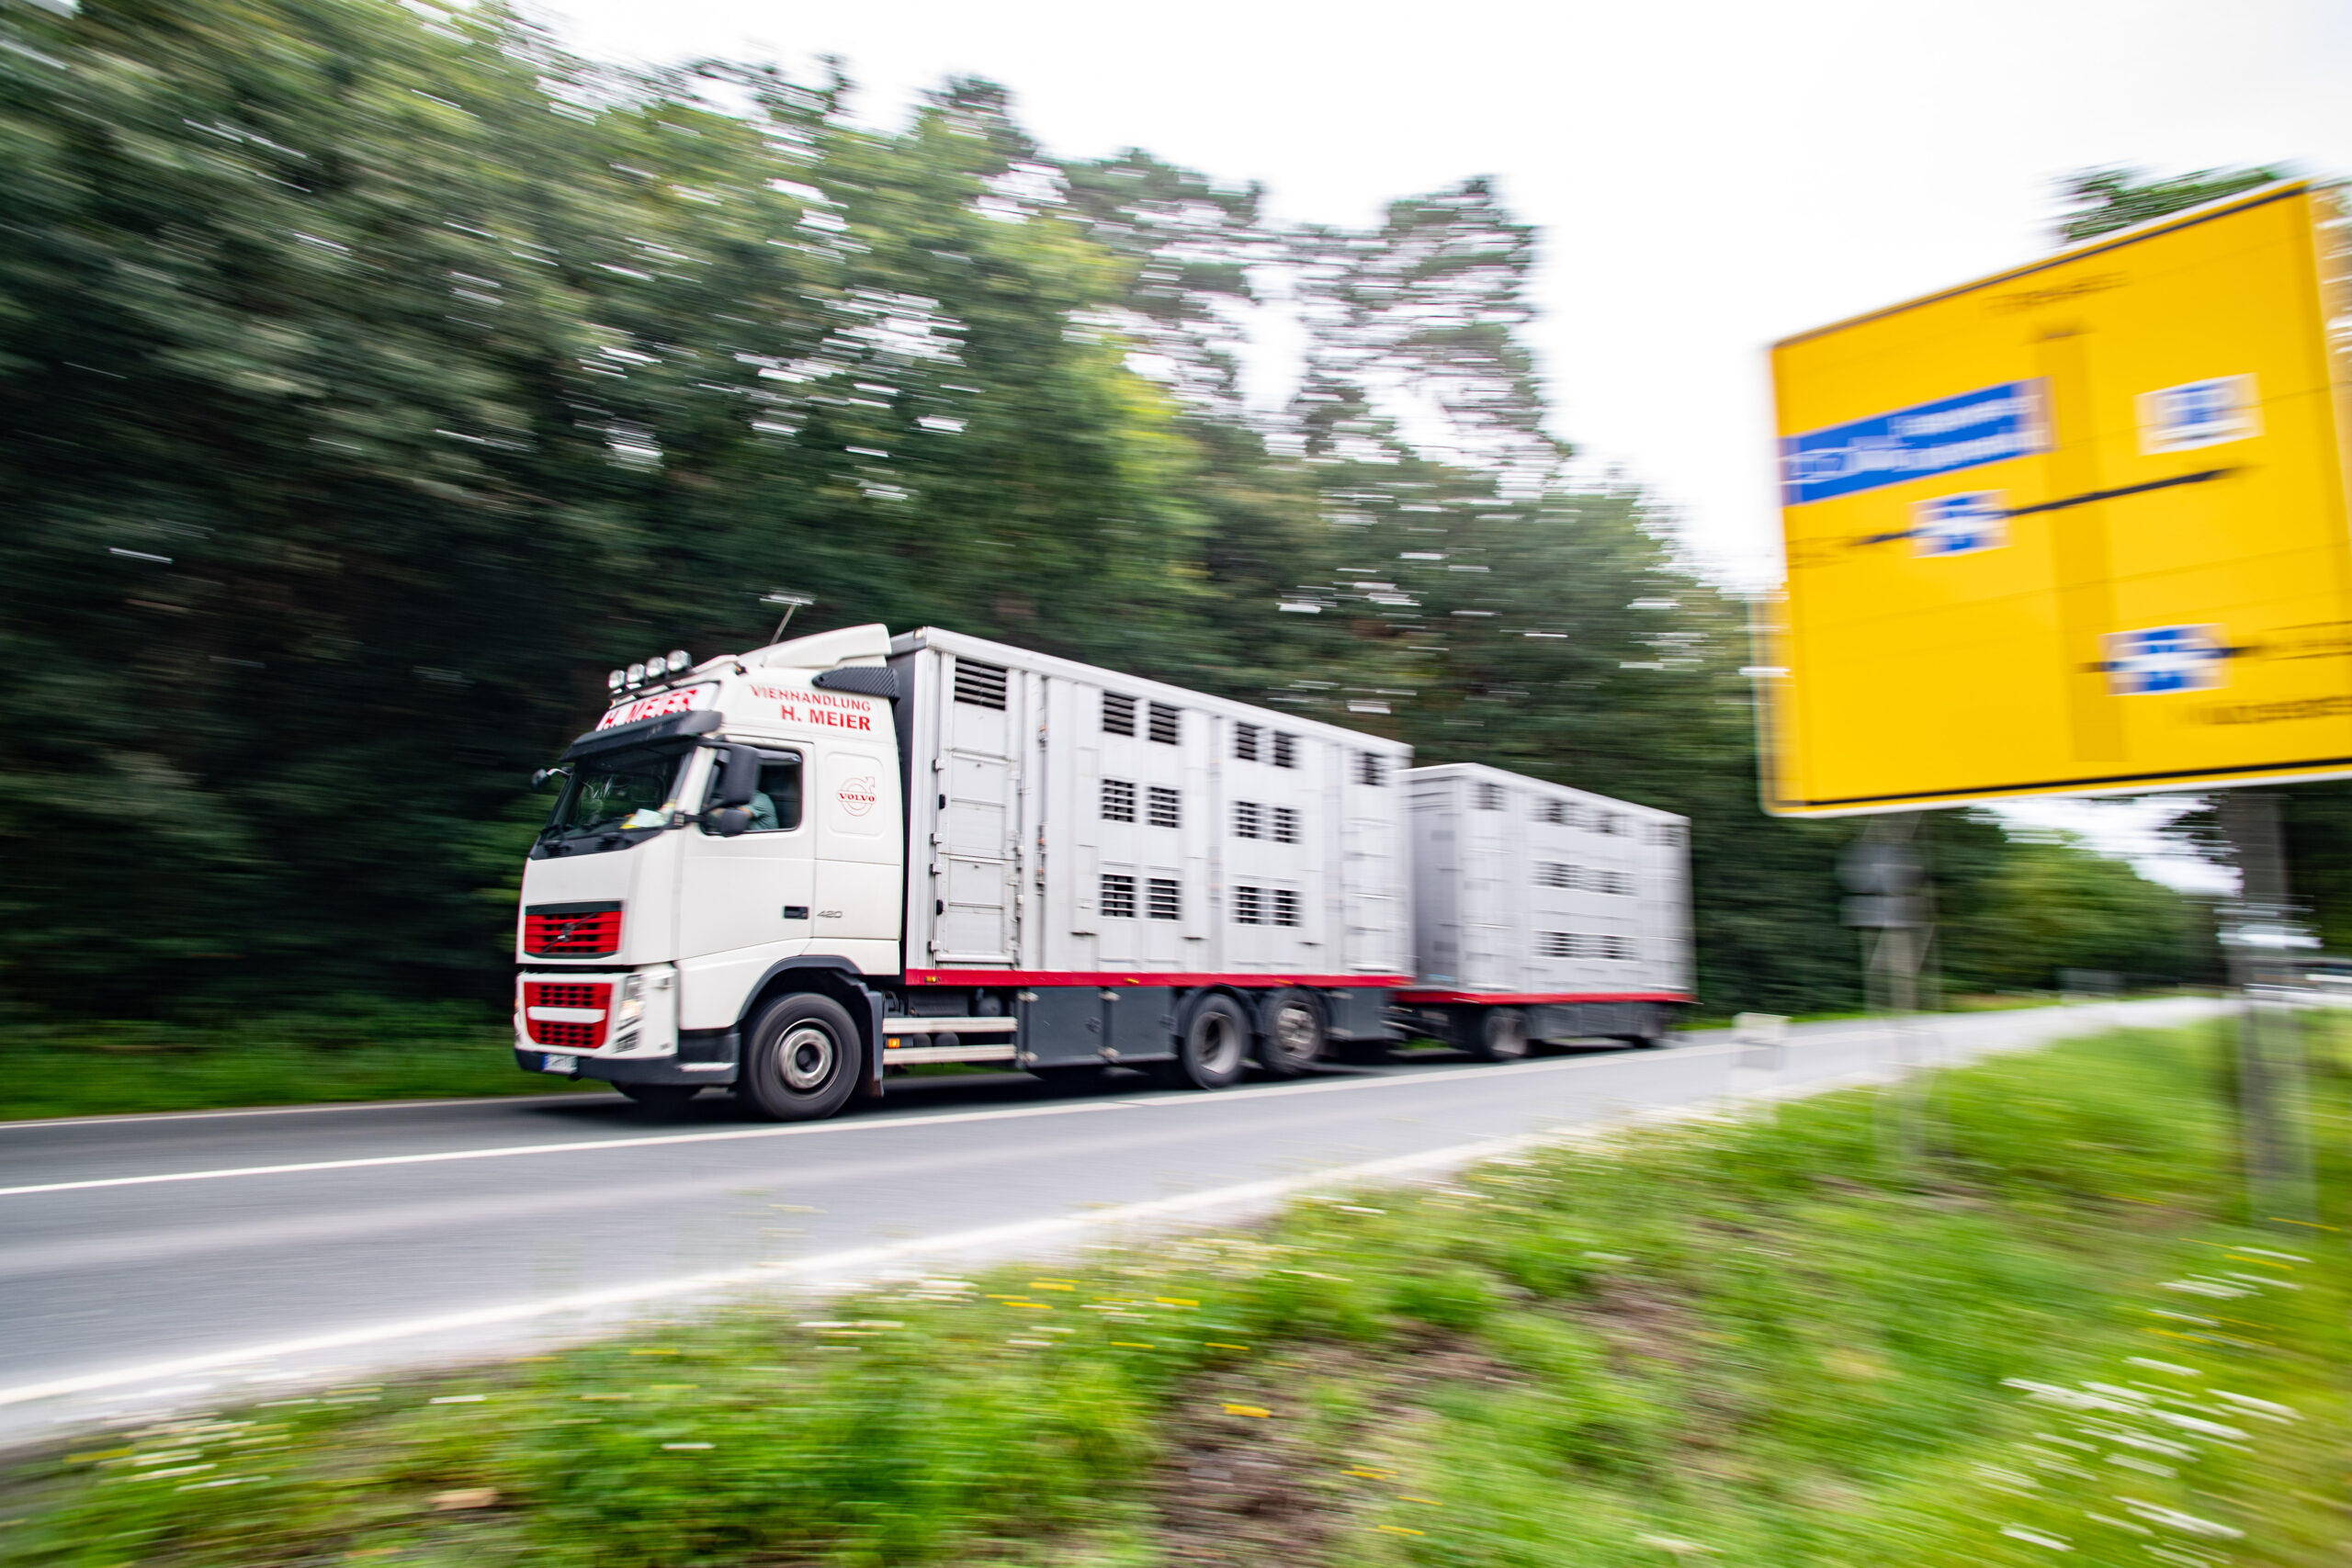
[1489,1010,1528,1059]
[1272,1002,1319,1065]
[778,1023,838,1091]
[1197,1011,1245,1076]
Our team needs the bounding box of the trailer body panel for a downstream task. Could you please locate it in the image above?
[889,628,1414,991]
[1405,762,1690,1019]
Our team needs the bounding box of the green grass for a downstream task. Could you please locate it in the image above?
[0,1002,594,1121]
[5,1019,2344,1566]
[0,995,2163,1121]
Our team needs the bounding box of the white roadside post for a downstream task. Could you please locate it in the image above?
[1729,1011,1789,1100]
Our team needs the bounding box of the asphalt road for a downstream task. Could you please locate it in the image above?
[0,996,2219,1446]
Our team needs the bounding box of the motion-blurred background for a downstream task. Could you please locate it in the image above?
[7,0,2346,1037]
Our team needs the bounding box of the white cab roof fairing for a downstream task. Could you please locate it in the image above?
[745,623,891,671]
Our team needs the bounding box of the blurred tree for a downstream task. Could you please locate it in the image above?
[0,0,627,1008]
[2053,164,2290,243]
[0,3,1212,1010]
[1942,831,2203,992]
[0,0,2119,1023]
[1291,178,1560,487]
[1059,149,1268,420]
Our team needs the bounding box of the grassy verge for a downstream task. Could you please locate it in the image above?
[3,996,2159,1121]
[0,1003,594,1121]
[6,1019,2344,1566]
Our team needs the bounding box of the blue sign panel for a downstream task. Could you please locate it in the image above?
[1781,380,2048,507]
[2136,374,2259,455]
[1913,491,2006,557]
[2101,625,2227,695]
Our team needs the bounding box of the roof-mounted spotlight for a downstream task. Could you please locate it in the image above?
[666,649,691,673]
[607,669,626,692]
[627,661,646,686]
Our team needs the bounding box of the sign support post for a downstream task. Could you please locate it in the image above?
[2217,792,2316,1225]
[1842,816,1935,1169]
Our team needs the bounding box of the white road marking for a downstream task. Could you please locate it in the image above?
[0,1125,1565,1410]
[0,1046,1741,1200]
[0,1095,582,1134]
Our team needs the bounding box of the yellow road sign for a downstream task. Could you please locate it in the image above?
[1762,180,2352,816]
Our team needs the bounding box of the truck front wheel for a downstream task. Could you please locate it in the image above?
[737,993,862,1121]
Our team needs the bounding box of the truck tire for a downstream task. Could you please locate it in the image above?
[1465,1006,1530,1063]
[1151,994,1250,1090]
[1254,987,1326,1077]
[616,1083,700,1112]
[736,992,862,1121]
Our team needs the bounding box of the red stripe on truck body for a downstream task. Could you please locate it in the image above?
[909,970,1415,990]
[1394,990,1691,1006]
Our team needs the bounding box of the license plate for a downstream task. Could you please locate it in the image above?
[542,1053,577,1075]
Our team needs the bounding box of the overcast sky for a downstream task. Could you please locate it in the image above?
[532,0,2345,889]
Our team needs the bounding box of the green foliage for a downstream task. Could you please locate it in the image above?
[0,1002,589,1118]
[2278,785,2352,953]
[9,1021,2344,1566]
[2053,163,2293,243]
[1943,829,2205,991]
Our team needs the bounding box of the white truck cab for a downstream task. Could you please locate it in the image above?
[516,625,904,1117]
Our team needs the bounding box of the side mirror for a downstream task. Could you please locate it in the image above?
[531,767,569,791]
[707,806,752,838]
[710,744,762,809]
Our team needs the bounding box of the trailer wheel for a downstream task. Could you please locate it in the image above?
[1152,994,1250,1089]
[616,1083,700,1112]
[1466,1006,1531,1063]
[1254,988,1326,1077]
[736,993,861,1121]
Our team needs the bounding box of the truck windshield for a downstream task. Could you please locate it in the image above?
[544,747,685,840]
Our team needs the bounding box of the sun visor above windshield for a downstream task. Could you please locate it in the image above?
[561,707,721,762]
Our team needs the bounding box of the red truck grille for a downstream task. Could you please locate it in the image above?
[524,902,622,958]
[522,980,612,1051]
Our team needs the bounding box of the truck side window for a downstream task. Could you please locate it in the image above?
[707,752,802,832]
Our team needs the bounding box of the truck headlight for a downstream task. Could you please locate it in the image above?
[618,972,646,1024]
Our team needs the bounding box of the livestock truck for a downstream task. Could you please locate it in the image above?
[514,624,1690,1119]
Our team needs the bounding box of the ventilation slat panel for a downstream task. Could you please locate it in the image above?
[952,658,1009,711]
